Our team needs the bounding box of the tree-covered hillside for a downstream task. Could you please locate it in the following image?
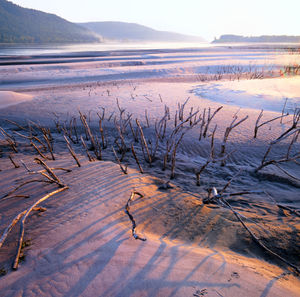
[213,34,300,43]
[79,21,205,43]
[0,0,102,43]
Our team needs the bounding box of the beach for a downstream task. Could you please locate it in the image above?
[0,43,299,297]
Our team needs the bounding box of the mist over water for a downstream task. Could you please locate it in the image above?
[0,42,217,56]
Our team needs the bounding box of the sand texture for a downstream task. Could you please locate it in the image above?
[0,45,299,296]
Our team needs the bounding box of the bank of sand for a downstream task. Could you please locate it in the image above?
[0,47,299,296]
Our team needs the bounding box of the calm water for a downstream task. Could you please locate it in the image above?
[1,42,297,56]
[0,42,218,56]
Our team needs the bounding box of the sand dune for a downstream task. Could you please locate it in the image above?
[0,156,299,297]
[0,91,33,109]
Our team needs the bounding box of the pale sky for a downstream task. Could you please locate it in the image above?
[11,0,300,41]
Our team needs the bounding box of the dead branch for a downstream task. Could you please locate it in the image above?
[31,141,50,160]
[178,97,190,121]
[286,130,300,159]
[129,119,138,143]
[80,136,95,161]
[273,163,300,181]
[125,192,146,241]
[131,144,143,173]
[220,115,249,165]
[221,196,300,274]
[13,186,68,270]
[0,207,45,249]
[202,106,223,138]
[0,127,17,152]
[219,169,243,195]
[274,108,300,143]
[204,188,300,274]
[136,119,152,165]
[199,108,206,141]
[4,119,27,131]
[195,160,210,186]
[281,98,288,124]
[63,135,81,167]
[79,110,97,152]
[1,179,53,200]
[256,151,300,173]
[264,191,300,216]
[34,158,64,187]
[170,132,185,179]
[254,110,289,138]
[112,146,127,174]
[98,118,107,149]
[8,154,20,168]
[145,110,150,128]
[210,124,217,159]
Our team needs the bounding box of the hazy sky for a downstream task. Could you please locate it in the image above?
[12,0,300,41]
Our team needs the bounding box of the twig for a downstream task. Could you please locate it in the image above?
[13,186,69,270]
[254,110,289,138]
[0,207,45,248]
[8,154,20,168]
[1,179,53,200]
[220,196,300,274]
[80,136,95,162]
[131,144,144,173]
[125,192,146,241]
[64,135,81,167]
[34,158,64,187]
[136,119,152,165]
[112,146,127,174]
[31,141,50,160]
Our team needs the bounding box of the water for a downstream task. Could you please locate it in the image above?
[0,42,216,56]
[1,42,297,57]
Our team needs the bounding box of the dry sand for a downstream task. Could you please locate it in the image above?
[0,45,299,296]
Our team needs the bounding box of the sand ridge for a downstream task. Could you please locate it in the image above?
[0,156,299,297]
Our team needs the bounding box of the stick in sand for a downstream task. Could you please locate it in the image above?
[13,186,68,270]
[131,144,144,174]
[125,192,146,241]
[64,135,81,167]
[112,146,127,174]
[8,154,20,168]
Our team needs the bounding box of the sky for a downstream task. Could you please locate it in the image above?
[11,0,300,41]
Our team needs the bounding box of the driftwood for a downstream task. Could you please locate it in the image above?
[125,192,146,241]
[13,186,69,270]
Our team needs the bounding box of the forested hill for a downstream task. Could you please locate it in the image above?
[213,35,300,43]
[79,21,205,43]
[0,0,102,43]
